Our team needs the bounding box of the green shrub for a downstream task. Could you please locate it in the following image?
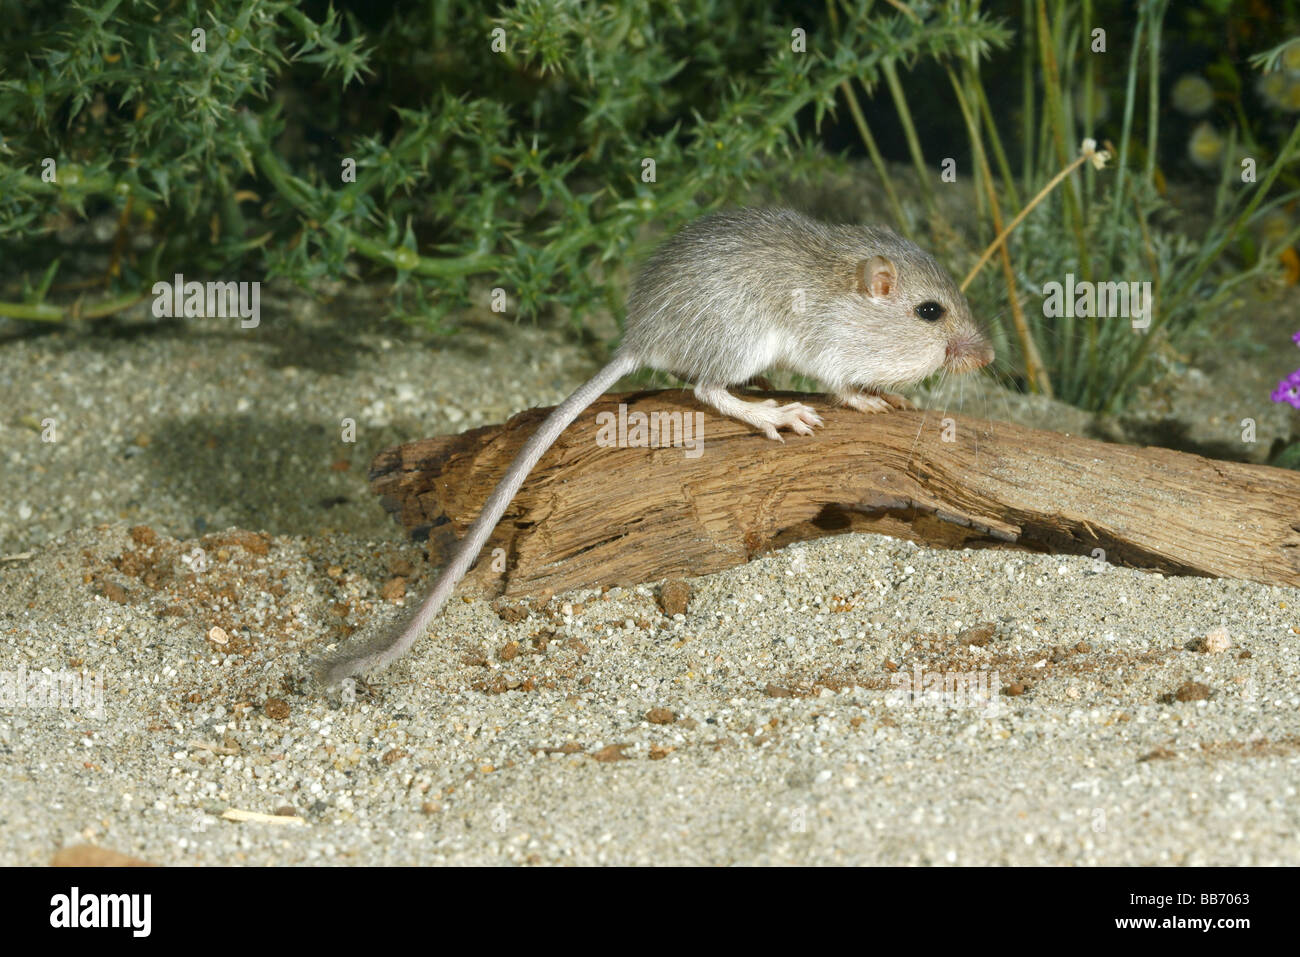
[2,0,1297,416]
[0,0,1009,330]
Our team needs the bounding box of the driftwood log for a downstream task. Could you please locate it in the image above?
[369,389,1300,597]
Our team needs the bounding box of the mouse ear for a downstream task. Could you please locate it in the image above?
[856,256,898,299]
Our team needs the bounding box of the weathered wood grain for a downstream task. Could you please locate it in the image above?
[369,390,1300,596]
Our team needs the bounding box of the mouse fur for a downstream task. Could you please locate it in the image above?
[316,207,992,684]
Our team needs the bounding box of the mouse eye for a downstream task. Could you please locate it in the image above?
[914,301,946,322]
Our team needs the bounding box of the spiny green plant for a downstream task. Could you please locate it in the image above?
[0,0,1010,332]
[5,0,1296,420]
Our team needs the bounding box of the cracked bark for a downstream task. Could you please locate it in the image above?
[369,390,1300,596]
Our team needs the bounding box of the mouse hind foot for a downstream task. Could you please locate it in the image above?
[694,383,822,442]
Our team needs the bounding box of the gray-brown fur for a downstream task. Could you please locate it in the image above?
[620,207,989,392]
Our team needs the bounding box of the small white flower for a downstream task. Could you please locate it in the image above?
[1080,138,1110,170]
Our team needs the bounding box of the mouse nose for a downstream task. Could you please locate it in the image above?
[945,336,994,373]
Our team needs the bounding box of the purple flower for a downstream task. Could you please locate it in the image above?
[1274,367,1300,409]
[1271,331,1300,408]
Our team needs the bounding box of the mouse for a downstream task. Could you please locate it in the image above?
[317,206,994,685]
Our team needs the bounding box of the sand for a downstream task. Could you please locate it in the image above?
[2,292,1298,866]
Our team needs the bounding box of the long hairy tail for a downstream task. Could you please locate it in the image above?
[316,354,638,686]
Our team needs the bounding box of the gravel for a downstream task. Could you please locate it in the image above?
[1,289,1298,865]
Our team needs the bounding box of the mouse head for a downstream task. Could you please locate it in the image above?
[832,233,993,389]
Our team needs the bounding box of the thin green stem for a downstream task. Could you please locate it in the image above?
[0,290,147,322]
[1102,117,1300,412]
[975,73,1021,210]
[1107,9,1146,264]
[1144,0,1169,188]
[1022,0,1035,192]
[881,58,939,220]
[825,0,908,226]
[950,65,1052,395]
[843,81,909,226]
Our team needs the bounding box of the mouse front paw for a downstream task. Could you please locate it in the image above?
[878,391,917,410]
[838,389,915,413]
